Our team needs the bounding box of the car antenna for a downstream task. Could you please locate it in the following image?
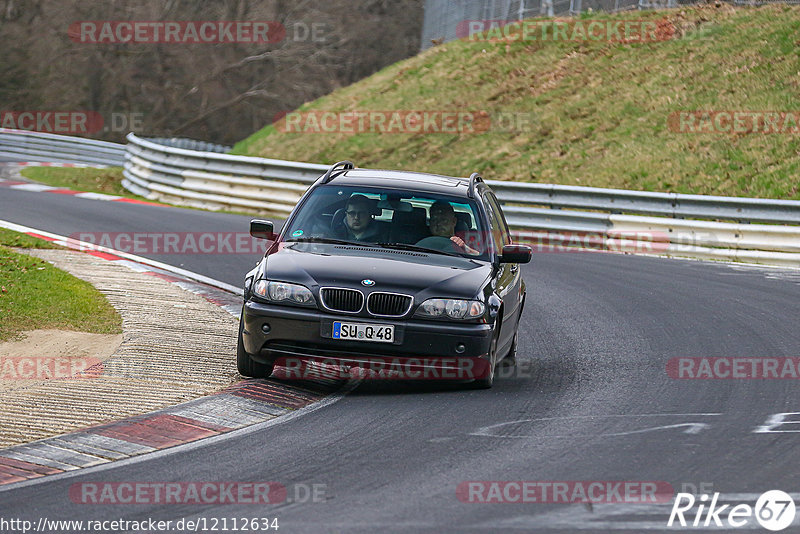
[320,161,355,184]
[468,172,483,198]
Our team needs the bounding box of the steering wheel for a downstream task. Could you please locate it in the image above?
[415,236,461,253]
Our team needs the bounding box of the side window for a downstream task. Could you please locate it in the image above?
[486,193,510,246]
[482,194,506,256]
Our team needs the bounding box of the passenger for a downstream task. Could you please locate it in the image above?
[426,200,480,255]
[339,195,387,242]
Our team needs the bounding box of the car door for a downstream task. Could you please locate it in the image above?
[482,191,520,356]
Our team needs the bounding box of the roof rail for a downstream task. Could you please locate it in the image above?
[320,160,355,184]
[468,172,483,198]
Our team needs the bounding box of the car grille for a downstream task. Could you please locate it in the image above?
[320,288,363,313]
[367,292,413,317]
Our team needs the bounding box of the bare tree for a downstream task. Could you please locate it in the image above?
[0,0,424,144]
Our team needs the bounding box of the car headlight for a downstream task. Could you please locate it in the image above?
[416,298,485,320]
[253,280,315,306]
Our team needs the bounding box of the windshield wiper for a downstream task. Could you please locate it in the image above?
[374,242,461,257]
[284,237,362,246]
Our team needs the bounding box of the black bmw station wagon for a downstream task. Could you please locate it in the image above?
[238,162,531,388]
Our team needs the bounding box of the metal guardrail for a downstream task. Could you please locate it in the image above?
[123,132,800,225]
[146,137,231,153]
[120,132,800,267]
[122,133,326,214]
[491,182,800,225]
[0,129,125,167]
[0,129,798,267]
[123,134,800,267]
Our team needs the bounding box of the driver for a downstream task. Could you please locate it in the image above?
[339,195,387,242]
[428,200,480,255]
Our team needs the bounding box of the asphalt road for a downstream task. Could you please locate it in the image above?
[2,182,800,533]
[0,184,261,284]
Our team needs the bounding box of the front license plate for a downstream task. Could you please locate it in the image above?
[333,322,395,343]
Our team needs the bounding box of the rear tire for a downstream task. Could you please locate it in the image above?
[237,313,274,378]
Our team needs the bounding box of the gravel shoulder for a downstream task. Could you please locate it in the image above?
[0,248,239,448]
[0,330,122,392]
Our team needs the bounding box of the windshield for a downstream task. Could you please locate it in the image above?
[283,185,490,260]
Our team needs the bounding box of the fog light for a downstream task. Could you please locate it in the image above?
[262,323,271,334]
[455,343,466,354]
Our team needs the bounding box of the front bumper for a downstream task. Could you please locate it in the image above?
[242,300,493,377]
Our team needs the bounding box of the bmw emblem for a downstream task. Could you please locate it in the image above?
[361,279,375,287]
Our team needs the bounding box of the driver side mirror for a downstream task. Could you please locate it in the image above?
[499,244,532,264]
[250,220,275,240]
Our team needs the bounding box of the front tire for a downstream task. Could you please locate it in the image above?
[471,333,498,389]
[237,313,274,378]
[501,330,518,367]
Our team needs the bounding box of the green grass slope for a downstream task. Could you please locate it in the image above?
[233,5,800,199]
[0,229,122,341]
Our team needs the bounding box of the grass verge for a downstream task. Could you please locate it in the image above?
[0,228,62,249]
[19,166,137,198]
[17,167,260,217]
[0,229,122,341]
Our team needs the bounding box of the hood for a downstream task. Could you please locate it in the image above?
[263,243,491,299]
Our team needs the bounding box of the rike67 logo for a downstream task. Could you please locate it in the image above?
[668,490,796,531]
